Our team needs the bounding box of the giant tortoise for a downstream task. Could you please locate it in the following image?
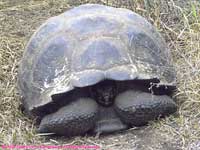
[18,4,177,136]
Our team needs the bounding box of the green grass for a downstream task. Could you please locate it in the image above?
[0,0,200,149]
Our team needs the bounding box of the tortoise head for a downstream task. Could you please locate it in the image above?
[90,80,117,107]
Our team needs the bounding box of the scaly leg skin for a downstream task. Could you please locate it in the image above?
[114,90,177,126]
[38,98,98,136]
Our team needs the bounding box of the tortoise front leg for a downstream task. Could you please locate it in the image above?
[38,98,98,136]
[114,90,177,126]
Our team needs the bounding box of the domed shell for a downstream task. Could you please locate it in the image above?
[18,4,176,115]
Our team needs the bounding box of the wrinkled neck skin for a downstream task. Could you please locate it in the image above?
[90,80,117,107]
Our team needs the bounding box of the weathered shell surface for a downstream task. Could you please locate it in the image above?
[18,4,176,114]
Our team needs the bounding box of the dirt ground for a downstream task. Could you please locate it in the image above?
[0,0,200,150]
